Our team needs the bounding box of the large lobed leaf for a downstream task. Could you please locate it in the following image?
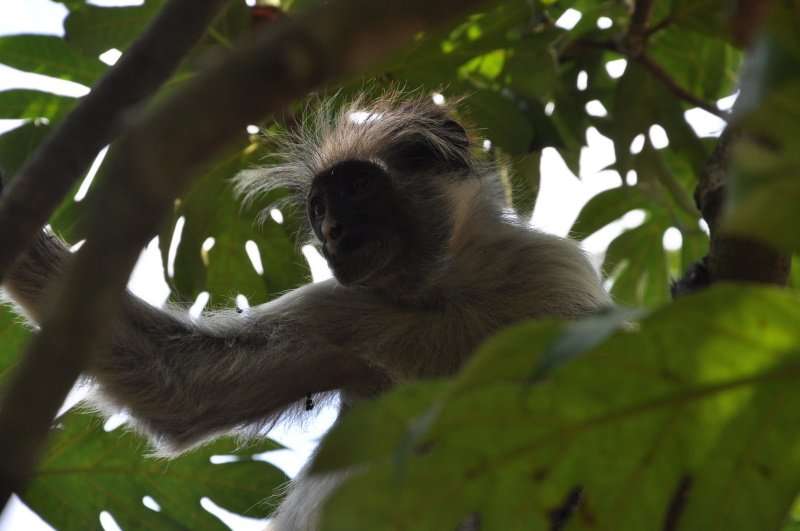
[314,285,800,531]
[22,412,288,530]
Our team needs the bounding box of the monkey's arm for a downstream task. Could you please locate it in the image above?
[2,232,382,453]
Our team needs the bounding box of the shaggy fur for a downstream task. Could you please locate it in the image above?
[1,92,610,531]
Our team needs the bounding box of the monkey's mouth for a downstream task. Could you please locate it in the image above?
[323,231,394,285]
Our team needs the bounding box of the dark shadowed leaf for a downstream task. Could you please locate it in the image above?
[23,411,288,530]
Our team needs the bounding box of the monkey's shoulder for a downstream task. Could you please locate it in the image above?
[449,227,609,321]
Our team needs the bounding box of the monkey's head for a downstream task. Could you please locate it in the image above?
[236,92,494,292]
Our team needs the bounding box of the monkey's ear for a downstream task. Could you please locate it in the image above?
[387,119,471,173]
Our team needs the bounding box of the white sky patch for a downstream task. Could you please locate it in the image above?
[348,111,382,124]
[576,70,588,91]
[98,48,122,66]
[301,245,333,283]
[142,496,161,513]
[235,294,250,311]
[629,133,646,154]
[717,91,739,111]
[0,64,89,97]
[648,124,670,149]
[432,92,446,105]
[74,146,109,201]
[246,124,260,135]
[605,58,627,79]
[99,511,123,531]
[0,119,25,136]
[585,100,608,117]
[482,139,492,151]
[200,236,215,265]
[200,497,268,531]
[582,221,624,256]
[89,0,143,6]
[625,170,638,186]
[128,237,171,307]
[201,237,216,252]
[255,397,340,478]
[622,209,646,229]
[684,108,726,137]
[0,496,51,531]
[245,240,264,275]
[0,0,66,36]
[103,412,128,432]
[555,8,582,30]
[532,140,621,237]
[166,216,186,278]
[596,16,613,29]
[581,127,616,177]
[699,218,710,235]
[189,291,210,319]
[210,455,238,464]
[270,208,284,224]
[663,227,683,251]
[69,239,86,253]
[544,101,555,116]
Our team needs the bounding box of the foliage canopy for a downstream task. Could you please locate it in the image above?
[2,0,800,529]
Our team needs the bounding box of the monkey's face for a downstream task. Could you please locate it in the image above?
[307,159,414,286]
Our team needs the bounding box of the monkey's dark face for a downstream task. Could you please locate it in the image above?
[307,160,414,286]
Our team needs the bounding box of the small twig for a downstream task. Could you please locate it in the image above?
[645,16,673,37]
[637,54,728,119]
[0,0,229,284]
[564,40,729,119]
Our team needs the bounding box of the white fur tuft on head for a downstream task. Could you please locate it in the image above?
[232,90,478,216]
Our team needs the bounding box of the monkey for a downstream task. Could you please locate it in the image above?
[1,92,610,530]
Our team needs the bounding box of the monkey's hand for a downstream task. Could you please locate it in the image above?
[0,223,71,323]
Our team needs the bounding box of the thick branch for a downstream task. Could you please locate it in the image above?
[0,0,228,282]
[0,0,494,507]
[673,128,790,296]
[628,0,655,46]
[697,129,790,285]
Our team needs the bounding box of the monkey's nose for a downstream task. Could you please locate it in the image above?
[322,218,343,242]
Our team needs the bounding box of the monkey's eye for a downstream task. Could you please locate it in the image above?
[309,197,325,219]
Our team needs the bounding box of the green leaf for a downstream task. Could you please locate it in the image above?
[463,90,533,156]
[604,220,670,306]
[724,9,800,253]
[158,140,308,305]
[0,34,105,86]
[317,285,800,531]
[0,90,77,120]
[23,411,288,530]
[0,306,30,384]
[571,185,651,239]
[648,27,742,101]
[0,121,52,176]
[64,1,165,56]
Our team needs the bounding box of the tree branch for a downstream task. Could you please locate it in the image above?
[636,54,728,119]
[628,0,655,44]
[0,0,229,282]
[698,129,790,285]
[0,0,495,508]
[672,128,791,297]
